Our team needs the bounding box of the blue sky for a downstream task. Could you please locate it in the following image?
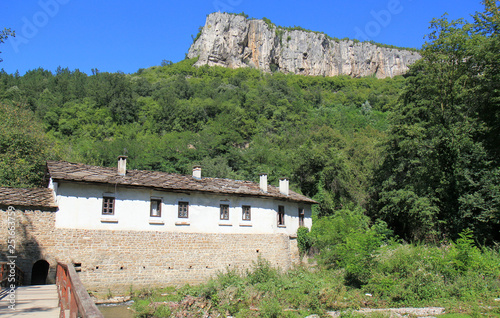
[0,0,485,75]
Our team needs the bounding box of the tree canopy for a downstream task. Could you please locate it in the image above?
[0,102,54,187]
[371,0,500,244]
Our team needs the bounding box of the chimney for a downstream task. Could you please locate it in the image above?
[279,178,289,196]
[259,173,268,193]
[117,156,127,176]
[193,166,201,179]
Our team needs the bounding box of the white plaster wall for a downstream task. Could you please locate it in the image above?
[54,181,312,235]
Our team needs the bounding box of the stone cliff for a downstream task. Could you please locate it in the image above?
[188,13,421,78]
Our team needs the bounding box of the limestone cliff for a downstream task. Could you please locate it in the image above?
[188,13,421,78]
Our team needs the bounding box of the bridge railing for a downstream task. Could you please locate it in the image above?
[0,262,24,287]
[56,262,103,318]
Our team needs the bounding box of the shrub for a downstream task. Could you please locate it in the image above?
[262,17,275,30]
[132,299,154,317]
[477,246,500,277]
[311,207,388,286]
[450,229,481,273]
[259,297,282,318]
[235,308,259,318]
[216,267,244,289]
[217,285,247,315]
[153,304,171,317]
[246,257,280,285]
[311,207,372,249]
[364,239,500,306]
[297,226,312,255]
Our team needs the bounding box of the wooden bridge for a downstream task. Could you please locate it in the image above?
[0,262,103,317]
[0,285,59,317]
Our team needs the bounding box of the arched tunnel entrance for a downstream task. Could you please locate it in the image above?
[31,260,50,285]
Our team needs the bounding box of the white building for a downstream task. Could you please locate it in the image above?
[0,157,316,292]
[47,157,315,235]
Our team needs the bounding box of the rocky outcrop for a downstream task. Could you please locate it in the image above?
[188,13,421,78]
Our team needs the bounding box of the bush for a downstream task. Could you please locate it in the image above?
[217,286,247,315]
[153,304,171,317]
[311,207,389,286]
[297,226,312,255]
[259,297,282,318]
[364,238,500,306]
[246,257,280,285]
[132,299,154,317]
[450,229,481,273]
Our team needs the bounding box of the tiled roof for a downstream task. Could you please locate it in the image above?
[47,161,317,204]
[0,187,57,208]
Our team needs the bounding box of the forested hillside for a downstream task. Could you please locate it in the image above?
[0,60,402,215]
[0,1,498,246]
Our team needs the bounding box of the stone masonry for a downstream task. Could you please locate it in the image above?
[0,208,299,294]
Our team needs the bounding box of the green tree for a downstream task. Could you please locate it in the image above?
[86,72,137,124]
[372,1,500,244]
[0,103,54,187]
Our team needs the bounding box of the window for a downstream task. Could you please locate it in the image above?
[220,204,229,220]
[298,208,305,227]
[278,205,285,226]
[178,201,189,218]
[242,205,251,221]
[102,197,115,215]
[150,199,161,217]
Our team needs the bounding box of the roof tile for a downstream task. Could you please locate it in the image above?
[0,187,57,208]
[47,161,317,204]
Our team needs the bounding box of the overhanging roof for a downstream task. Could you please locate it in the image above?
[0,187,57,208]
[47,161,318,204]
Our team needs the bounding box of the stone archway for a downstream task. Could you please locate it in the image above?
[31,260,50,285]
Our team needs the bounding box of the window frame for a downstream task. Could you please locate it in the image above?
[102,196,115,215]
[242,205,251,221]
[298,208,305,227]
[278,205,285,226]
[150,198,162,217]
[178,201,189,218]
[220,204,230,220]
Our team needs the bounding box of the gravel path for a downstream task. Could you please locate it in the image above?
[326,307,446,317]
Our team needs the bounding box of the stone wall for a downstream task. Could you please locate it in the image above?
[0,208,299,294]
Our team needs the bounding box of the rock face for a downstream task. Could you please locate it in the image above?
[188,13,421,78]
